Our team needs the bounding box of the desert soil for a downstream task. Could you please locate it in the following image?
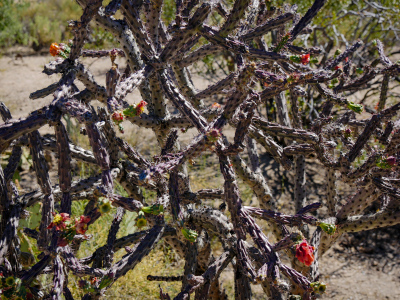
[0,49,399,300]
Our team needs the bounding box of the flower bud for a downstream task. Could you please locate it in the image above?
[99,198,112,214]
[317,222,336,235]
[206,128,221,143]
[386,156,396,167]
[310,281,327,294]
[344,128,352,138]
[376,156,397,169]
[347,101,363,114]
[5,276,15,286]
[123,105,138,117]
[141,204,164,215]
[135,211,147,228]
[334,49,341,57]
[181,227,198,243]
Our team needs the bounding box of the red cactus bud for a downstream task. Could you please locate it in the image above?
[295,239,315,266]
[206,128,222,142]
[344,128,352,138]
[301,54,310,65]
[111,111,124,123]
[386,156,396,166]
[334,65,342,70]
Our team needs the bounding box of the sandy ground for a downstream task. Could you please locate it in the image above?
[1,51,399,299]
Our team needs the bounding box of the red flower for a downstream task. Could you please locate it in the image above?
[48,213,71,231]
[75,215,91,234]
[49,43,60,56]
[301,54,310,65]
[345,57,349,62]
[112,111,124,123]
[334,65,342,70]
[136,100,148,116]
[296,239,315,266]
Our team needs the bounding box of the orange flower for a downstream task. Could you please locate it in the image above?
[295,239,315,266]
[49,43,60,57]
[212,102,221,109]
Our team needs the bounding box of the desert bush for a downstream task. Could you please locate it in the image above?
[1,0,400,299]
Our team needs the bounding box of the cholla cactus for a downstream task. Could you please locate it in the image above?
[1,0,400,299]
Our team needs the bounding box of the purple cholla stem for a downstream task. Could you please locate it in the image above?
[289,0,328,41]
[50,255,65,300]
[272,232,303,252]
[55,122,72,214]
[76,63,108,104]
[242,13,294,41]
[68,0,102,61]
[110,223,165,280]
[252,117,320,144]
[109,194,143,212]
[103,207,126,268]
[159,3,211,62]
[29,131,55,249]
[81,49,125,58]
[115,137,150,167]
[30,82,60,100]
[0,108,49,145]
[324,39,363,70]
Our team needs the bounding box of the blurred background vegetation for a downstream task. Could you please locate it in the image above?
[1,0,399,52]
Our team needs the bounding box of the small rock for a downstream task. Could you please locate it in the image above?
[372,260,378,266]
